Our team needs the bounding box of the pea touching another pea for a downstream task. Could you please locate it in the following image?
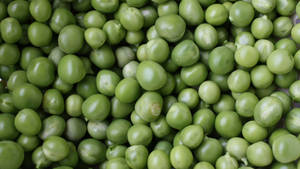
[0,0,300,168]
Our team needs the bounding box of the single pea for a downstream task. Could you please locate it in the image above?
[103,20,126,45]
[78,138,106,165]
[195,137,223,164]
[275,69,298,88]
[0,141,24,169]
[125,145,148,169]
[84,10,106,28]
[91,0,119,13]
[208,46,234,75]
[180,125,204,149]
[273,17,293,37]
[205,4,228,26]
[148,150,171,169]
[194,24,218,50]
[215,154,239,169]
[82,94,110,121]
[252,0,275,13]
[229,1,254,27]
[251,65,274,89]
[193,108,215,134]
[0,113,18,140]
[1,17,22,44]
[166,102,192,130]
[275,38,297,55]
[181,63,208,87]
[171,40,199,67]
[120,7,144,31]
[87,120,108,140]
[228,70,251,93]
[107,119,131,144]
[39,115,66,140]
[285,108,300,134]
[155,14,186,42]
[235,92,258,117]
[290,80,300,102]
[150,116,171,138]
[179,0,204,26]
[106,145,127,160]
[127,124,153,146]
[254,96,283,127]
[272,134,300,163]
[215,111,242,138]
[276,0,296,16]
[140,6,158,28]
[17,135,40,152]
[235,31,255,46]
[254,39,274,63]
[269,128,290,146]
[247,141,273,167]
[53,77,73,94]
[198,81,221,104]
[242,121,268,143]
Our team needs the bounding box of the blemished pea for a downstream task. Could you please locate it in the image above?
[285,108,300,134]
[272,134,300,163]
[209,46,234,75]
[273,17,293,37]
[146,38,170,63]
[127,124,153,146]
[181,63,208,86]
[58,55,86,84]
[82,94,110,121]
[195,137,223,164]
[147,150,171,169]
[107,119,131,144]
[215,111,242,138]
[0,17,22,43]
[42,136,69,162]
[276,0,296,16]
[193,108,215,134]
[247,141,273,167]
[216,154,239,169]
[194,24,218,50]
[39,115,66,140]
[228,70,251,93]
[235,92,258,117]
[125,145,148,169]
[205,4,228,26]
[229,1,255,27]
[198,81,221,104]
[166,102,192,130]
[275,38,297,55]
[78,138,106,165]
[170,145,193,169]
[0,141,24,169]
[242,121,268,143]
[226,137,249,161]
[180,125,204,149]
[155,14,186,42]
[252,0,276,13]
[254,39,274,63]
[235,45,259,68]
[87,120,108,140]
[171,40,199,67]
[235,31,255,46]
[179,0,204,26]
[84,10,106,28]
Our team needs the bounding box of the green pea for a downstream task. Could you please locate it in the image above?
[275,38,297,55]
[166,102,192,130]
[273,17,293,37]
[120,7,144,31]
[150,116,171,138]
[106,145,127,160]
[209,46,234,75]
[128,124,153,146]
[228,70,251,93]
[17,134,40,152]
[90,45,116,69]
[125,145,148,169]
[107,119,131,144]
[193,108,215,134]
[276,0,296,16]
[0,17,22,43]
[78,138,106,165]
[0,113,18,140]
[254,39,274,63]
[195,137,223,164]
[179,0,204,26]
[285,108,300,134]
[103,20,126,45]
[87,120,108,140]
[205,4,228,26]
[157,1,178,17]
[215,111,242,138]
[39,115,66,140]
[272,134,300,163]
[235,92,258,117]
[252,0,275,13]
[0,141,24,169]
[84,10,106,28]
[140,6,158,28]
[194,24,218,50]
[155,14,186,42]
[170,145,193,169]
[275,69,298,88]
[215,154,238,169]
[229,1,254,27]
[91,0,119,13]
[242,121,268,143]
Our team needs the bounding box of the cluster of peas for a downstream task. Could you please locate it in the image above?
[1,0,300,169]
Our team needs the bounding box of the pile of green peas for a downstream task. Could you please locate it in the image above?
[1,0,300,168]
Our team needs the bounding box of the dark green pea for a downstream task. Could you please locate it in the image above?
[76,76,98,99]
[87,120,108,140]
[229,1,254,27]
[65,118,86,141]
[126,31,144,45]
[285,108,300,134]
[193,108,215,134]
[157,1,178,16]
[148,150,171,169]
[103,20,126,45]
[0,17,22,43]
[125,145,148,169]
[195,137,223,164]
[43,89,64,115]
[127,124,153,146]
[72,0,91,12]
[91,0,119,13]
[275,69,297,88]
[82,94,110,121]
[242,121,268,143]
[115,78,141,103]
[32,146,51,168]
[90,45,116,69]
[106,145,127,160]
[159,73,176,96]
[209,46,234,75]
[59,142,79,168]
[0,113,18,140]
[272,134,300,163]
[179,0,204,26]
[0,141,24,169]
[276,0,296,16]
[215,111,242,138]
[155,14,186,42]
[53,77,73,94]
[78,138,106,165]
[29,0,51,22]
[181,63,208,86]
[254,39,274,63]
[107,119,131,144]
[140,6,158,28]
[194,24,218,50]
[213,94,235,113]
[235,32,255,46]
[228,69,251,93]
[0,43,20,66]
[150,116,171,138]
[50,8,75,33]
[28,22,52,47]
[154,141,173,155]
[58,25,84,54]
[235,92,258,117]
[39,115,66,140]
[12,83,42,110]
[17,135,40,152]
[0,93,16,114]
[0,2,7,20]
[130,110,148,125]
[120,7,144,31]
[166,102,192,130]
[273,17,293,37]
[254,96,283,127]
[170,145,193,169]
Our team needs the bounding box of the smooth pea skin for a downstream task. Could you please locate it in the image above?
[171,40,199,67]
[58,25,84,54]
[170,145,193,169]
[125,145,148,169]
[267,49,294,75]
[194,24,218,50]
[195,137,223,164]
[229,1,254,27]
[78,138,106,165]
[179,0,204,26]
[166,102,192,130]
[198,81,221,104]
[136,61,167,91]
[215,111,242,138]
[42,136,69,162]
[235,92,258,117]
[155,14,186,42]
[28,22,52,47]
[0,17,22,43]
[209,46,234,75]
[0,141,24,169]
[58,55,86,84]
[29,0,51,22]
[272,134,300,163]
[254,96,283,127]
[148,150,171,169]
[82,94,110,121]
[247,141,273,167]
[216,154,239,169]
